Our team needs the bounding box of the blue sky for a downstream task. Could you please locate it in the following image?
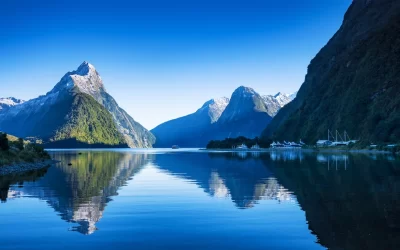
[0,0,351,129]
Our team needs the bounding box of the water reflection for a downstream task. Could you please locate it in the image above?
[0,168,49,202]
[270,149,305,162]
[0,150,399,250]
[155,152,294,208]
[262,151,400,250]
[0,151,151,235]
[232,151,262,159]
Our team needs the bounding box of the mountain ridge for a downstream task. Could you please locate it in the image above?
[152,86,296,147]
[0,97,25,110]
[0,62,154,148]
[262,0,400,144]
[151,97,230,147]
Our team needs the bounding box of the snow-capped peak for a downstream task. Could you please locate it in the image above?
[75,61,96,76]
[273,91,297,107]
[288,91,297,100]
[0,97,25,110]
[69,61,104,96]
[49,61,105,98]
[233,86,257,96]
[262,91,297,117]
[198,97,230,123]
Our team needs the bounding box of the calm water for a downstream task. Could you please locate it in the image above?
[0,149,399,250]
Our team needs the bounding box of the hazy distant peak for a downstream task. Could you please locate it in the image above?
[273,91,297,106]
[233,86,257,95]
[201,97,229,108]
[274,91,297,99]
[262,91,297,117]
[198,97,230,123]
[0,97,25,110]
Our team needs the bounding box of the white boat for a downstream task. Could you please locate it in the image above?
[235,143,248,150]
[172,145,180,149]
[271,141,302,149]
[251,144,261,150]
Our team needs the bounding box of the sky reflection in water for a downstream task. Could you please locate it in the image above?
[0,149,399,250]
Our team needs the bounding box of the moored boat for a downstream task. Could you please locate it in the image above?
[235,143,248,150]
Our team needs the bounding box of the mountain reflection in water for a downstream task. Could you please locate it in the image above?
[155,152,294,208]
[262,151,400,250]
[0,151,151,235]
[0,150,399,250]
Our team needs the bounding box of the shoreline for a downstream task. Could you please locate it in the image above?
[0,159,59,176]
[200,148,395,154]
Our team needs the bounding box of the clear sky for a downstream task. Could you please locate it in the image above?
[0,0,351,130]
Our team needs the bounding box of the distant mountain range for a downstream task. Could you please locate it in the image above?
[150,97,230,147]
[262,0,400,145]
[152,86,296,147]
[0,62,155,148]
[0,97,25,110]
[0,63,297,148]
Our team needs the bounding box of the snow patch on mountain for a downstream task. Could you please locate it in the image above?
[262,91,297,116]
[273,92,297,107]
[0,97,25,110]
[0,61,154,148]
[49,61,104,100]
[198,97,230,123]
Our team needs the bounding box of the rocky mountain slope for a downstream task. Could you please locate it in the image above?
[262,0,400,144]
[151,97,229,147]
[262,92,297,116]
[153,86,294,147]
[0,62,154,148]
[211,86,273,140]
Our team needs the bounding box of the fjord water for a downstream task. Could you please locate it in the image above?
[0,150,399,250]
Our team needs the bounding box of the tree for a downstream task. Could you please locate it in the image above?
[0,133,10,151]
[16,138,24,150]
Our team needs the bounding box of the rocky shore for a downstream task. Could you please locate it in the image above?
[0,159,58,176]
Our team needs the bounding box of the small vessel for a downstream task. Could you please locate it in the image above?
[251,144,261,150]
[172,145,180,149]
[235,143,248,150]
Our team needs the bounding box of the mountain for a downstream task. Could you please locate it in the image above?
[0,62,155,148]
[208,86,273,140]
[262,0,400,144]
[151,97,229,147]
[274,92,297,107]
[152,86,296,147]
[0,97,24,110]
[262,92,297,116]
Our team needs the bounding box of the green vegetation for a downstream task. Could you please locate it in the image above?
[262,1,400,147]
[49,151,146,204]
[206,136,269,149]
[0,133,10,151]
[51,92,127,147]
[0,132,50,166]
